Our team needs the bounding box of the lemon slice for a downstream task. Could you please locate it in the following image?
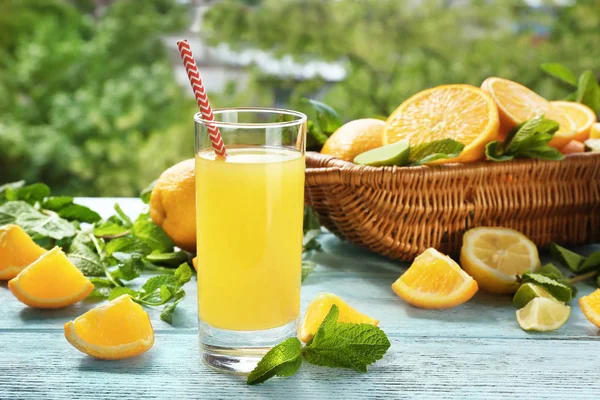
[512,283,557,309]
[516,297,570,332]
[460,227,540,294]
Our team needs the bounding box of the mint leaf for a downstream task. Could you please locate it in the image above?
[303,229,322,252]
[247,338,303,385]
[57,204,101,223]
[303,305,391,372]
[174,262,193,285]
[146,251,189,266]
[68,234,105,276]
[550,243,586,273]
[113,256,142,281]
[536,263,578,298]
[0,181,25,203]
[302,261,317,283]
[106,237,151,257]
[303,98,343,134]
[581,252,600,272]
[42,196,74,211]
[132,214,174,253]
[409,139,464,165]
[577,70,600,113]
[140,180,156,204]
[541,63,578,86]
[86,277,113,300]
[114,203,133,228]
[159,285,172,302]
[303,207,321,233]
[94,220,129,238]
[521,273,572,303]
[0,201,38,225]
[142,275,177,294]
[109,286,139,301]
[5,183,50,205]
[160,289,186,323]
[16,211,76,240]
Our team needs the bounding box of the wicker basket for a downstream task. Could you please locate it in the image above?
[305,151,600,261]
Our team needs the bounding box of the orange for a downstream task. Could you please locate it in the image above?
[384,84,499,162]
[149,159,196,252]
[560,140,585,155]
[0,224,46,280]
[64,294,154,360]
[551,101,597,142]
[321,118,385,161]
[481,77,576,149]
[8,246,94,308]
[299,292,378,342]
[392,248,478,309]
[579,289,600,329]
[192,256,197,271]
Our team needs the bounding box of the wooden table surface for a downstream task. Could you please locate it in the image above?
[1,198,600,399]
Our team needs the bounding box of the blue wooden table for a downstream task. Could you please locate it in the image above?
[1,198,600,399]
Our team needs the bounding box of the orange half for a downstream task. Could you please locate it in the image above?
[481,77,576,149]
[392,248,478,309]
[551,101,597,142]
[384,84,499,162]
[8,246,93,308]
[579,289,600,329]
[0,224,46,280]
[64,294,154,360]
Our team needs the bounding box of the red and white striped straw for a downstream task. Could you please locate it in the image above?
[176,39,227,157]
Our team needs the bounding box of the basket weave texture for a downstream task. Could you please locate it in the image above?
[305,151,600,261]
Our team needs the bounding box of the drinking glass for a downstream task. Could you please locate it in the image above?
[195,108,307,373]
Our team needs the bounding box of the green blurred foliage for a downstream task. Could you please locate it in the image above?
[0,0,196,196]
[202,0,600,119]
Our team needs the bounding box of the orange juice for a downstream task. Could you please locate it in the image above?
[195,147,305,331]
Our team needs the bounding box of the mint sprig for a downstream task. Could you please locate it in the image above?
[542,63,600,115]
[247,305,391,385]
[485,116,564,162]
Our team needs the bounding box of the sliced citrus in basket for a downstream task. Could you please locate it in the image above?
[551,101,597,143]
[579,289,600,328]
[460,227,540,294]
[392,248,478,309]
[516,297,570,332]
[0,224,46,280]
[8,246,94,308]
[383,84,499,163]
[481,77,576,149]
[64,294,154,360]
[299,292,378,342]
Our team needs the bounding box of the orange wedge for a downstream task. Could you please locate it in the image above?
[579,289,600,329]
[551,101,597,142]
[481,77,576,149]
[64,294,154,360]
[8,246,94,308]
[384,84,499,162]
[392,248,478,309]
[0,224,46,280]
[299,293,378,342]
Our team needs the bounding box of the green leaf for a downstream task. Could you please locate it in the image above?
[87,287,111,300]
[145,251,189,266]
[0,201,38,225]
[115,256,142,281]
[536,263,578,298]
[42,196,74,211]
[247,337,303,385]
[521,273,572,303]
[174,262,193,286]
[5,183,51,205]
[302,260,317,283]
[159,285,172,302]
[94,221,129,237]
[408,139,464,165]
[89,277,113,288]
[541,63,578,86]
[142,274,177,294]
[581,252,600,272]
[159,290,186,324]
[16,210,76,240]
[140,180,156,204]
[114,203,134,228]
[306,121,330,151]
[550,243,586,273]
[485,141,514,161]
[576,70,600,113]
[109,286,139,301]
[57,204,101,223]
[302,98,343,134]
[303,305,391,372]
[106,236,151,257]
[68,233,105,276]
[303,207,321,233]
[132,215,174,253]
[0,181,25,203]
[303,229,322,252]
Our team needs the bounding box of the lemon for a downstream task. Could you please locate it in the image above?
[299,293,378,342]
[321,119,386,162]
[460,227,540,294]
[512,283,557,309]
[516,297,570,332]
[590,122,600,139]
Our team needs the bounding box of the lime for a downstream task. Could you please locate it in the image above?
[512,283,557,309]
[516,297,570,332]
[584,138,600,152]
[520,273,572,303]
[354,140,410,166]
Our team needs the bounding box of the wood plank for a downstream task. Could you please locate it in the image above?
[0,332,598,399]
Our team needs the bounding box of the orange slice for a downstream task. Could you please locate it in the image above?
[64,294,154,360]
[392,248,478,309]
[551,101,597,142]
[579,289,600,328]
[481,77,576,149]
[8,246,94,308]
[299,292,378,342]
[384,84,499,162]
[0,224,46,280]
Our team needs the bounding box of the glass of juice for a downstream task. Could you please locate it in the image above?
[195,108,307,373]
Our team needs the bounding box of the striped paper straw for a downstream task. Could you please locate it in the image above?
[176,40,227,157]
